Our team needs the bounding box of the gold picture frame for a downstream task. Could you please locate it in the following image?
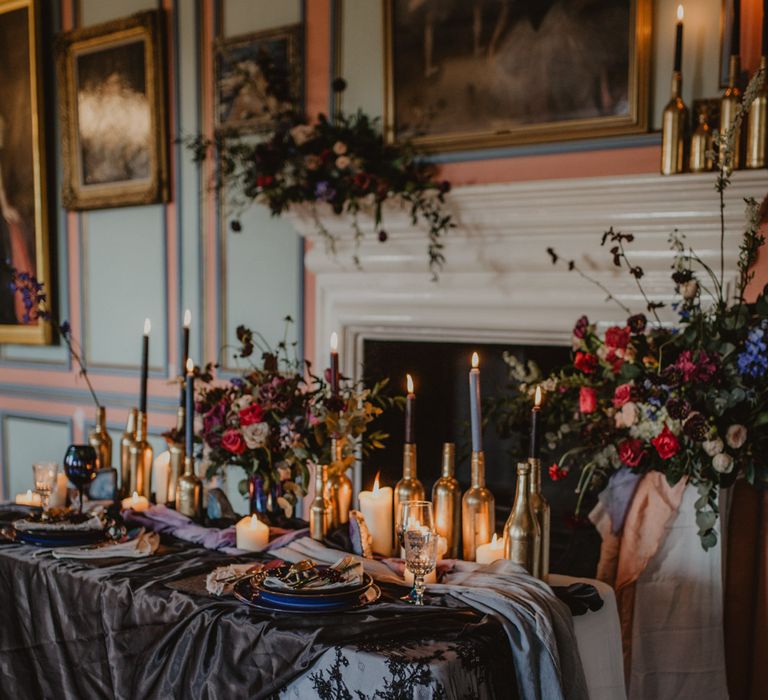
[0,0,51,344]
[56,11,168,210]
[383,0,652,152]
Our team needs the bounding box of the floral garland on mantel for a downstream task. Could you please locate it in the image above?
[189,73,454,279]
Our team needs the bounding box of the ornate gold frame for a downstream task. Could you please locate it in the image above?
[383,0,652,152]
[0,0,51,345]
[56,11,168,210]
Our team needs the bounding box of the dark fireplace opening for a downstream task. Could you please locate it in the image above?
[362,338,601,578]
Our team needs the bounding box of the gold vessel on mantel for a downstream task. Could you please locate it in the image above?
[88,406,112,469]
[504,461,541,575]
[176,455,203,520]
[432,442,461,559]
[120,408,137,496]
[128,410,153,499]
[167,406,185,505]
[394,443,425,531]
[720,54,742,172]
[746,56,768,169]
[324,436,353,528]
[461,451,495,561]
[528,457,550,581]
[310,463,332,540]
[689,105,714,173]
[661,71,688,175]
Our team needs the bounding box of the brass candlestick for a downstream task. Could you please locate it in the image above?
[528,457,550,581]
[167,406,185,505]
[120,408,137,497]
[690,104,714,173]
[128,410,153,498]
[176,455,203,521]
[720,54,742,172]
[661,71,689,175]
[88,406,112,469]
[432,442,461,559]
[746,57,768,169]
[324,436,353,528]
[394,443,425,531]
[503,462,541,575]
[461,451,495,561]
[310,463,332,541]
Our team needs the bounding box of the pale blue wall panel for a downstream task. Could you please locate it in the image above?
[223,0,301,37]
[81,0,158,27]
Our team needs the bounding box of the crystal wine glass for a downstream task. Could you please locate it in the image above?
[404,526,438,606]
[399,501,435,604]
[63,444,98,517]
[32,462,58,518]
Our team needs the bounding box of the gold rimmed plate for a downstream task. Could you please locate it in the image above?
[234,580,381,614]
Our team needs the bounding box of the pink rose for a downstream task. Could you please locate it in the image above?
[221,429,246,455]
[613,383,633,408]
[579,386,597,414]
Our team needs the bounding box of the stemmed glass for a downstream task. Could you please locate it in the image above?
[399,501,437,605]
[32,462,58,519]
[63,445,98,518]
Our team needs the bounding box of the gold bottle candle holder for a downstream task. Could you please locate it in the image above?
[689,104,714,173]
[394,443,425,531]
[503,462,541,575]
[120,408,138,497]
[747,57,768,169]
[324,436,353,528]
[310,463,332,541]
[167,406,185,505]
[432,442,461,559]
[528,457,550,581]
[176,455,203,521]
[88,406,112,470]
[461,451,495,561]
[661,71,689,175]
[720,54,742,172]
[128,411,153,499]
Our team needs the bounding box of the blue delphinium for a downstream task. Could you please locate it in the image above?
[737,320,768,379]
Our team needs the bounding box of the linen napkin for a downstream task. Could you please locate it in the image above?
[50,529,160,559]
[206,563,260,596]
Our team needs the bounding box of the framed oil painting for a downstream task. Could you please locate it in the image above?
[0,0,51,344]
[56,11,168,210]
[215,24,303,134]
[384,0,652,152]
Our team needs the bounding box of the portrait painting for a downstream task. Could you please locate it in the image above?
[384,0,651,151]
[57,11,167,210]
[0,0,51,344]
[215,24,303,134]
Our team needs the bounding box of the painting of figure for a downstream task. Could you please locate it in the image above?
[385,0,650,151]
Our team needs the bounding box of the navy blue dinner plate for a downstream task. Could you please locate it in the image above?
[14,527,106,547]
[234,579,380,614]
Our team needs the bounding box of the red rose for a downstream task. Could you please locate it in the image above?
[579,386,597,414]
[613,383,633,408]
[605,326,631,350]
[651,425,680,460]
[239,403,265,426]
[618,438,646,468]
[548,463,568,481]
[256,175,275,188]
[605,348,624,374]
[574,352,598,374]
[221,428,246,455]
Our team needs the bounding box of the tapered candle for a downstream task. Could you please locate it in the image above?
[674,5,684,72]
[140,318,151,414]
[731,0,741,56]
[469,352,482,452]
[180,309,191,407]
[529,386,542,459]
[404,374,415,444]
[185,358,194,457]
[330,332,339,396]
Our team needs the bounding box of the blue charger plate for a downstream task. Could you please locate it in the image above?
[14,528,106,547]
[256,573,374,608]
[234,579,380,614]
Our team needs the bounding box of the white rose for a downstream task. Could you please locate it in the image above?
[332,140,347,155]
[621,401,638,427]
[703,438,724,457]
[712,452,734,473]
[725,424,747,450]
[681,280,699,300]
[335,155,351,170]
[243,422,270,449]
[290,124,314,145]
[232,395,253,412]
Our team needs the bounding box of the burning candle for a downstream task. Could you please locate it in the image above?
[469,352,482,452]
[121,491,150,512]
[330,332,339,396]
[404,374,416,444]
[529,386,542,460]
[185,358,194,458]
[235,514,270,551]
[180,309,191,407]
[476,533,504,565]
[152,450,171,504]
[731,0,741,57]
[15,489,41,507]
[358,472,393,555]
[674,5,684,72]
[140,318,151,414]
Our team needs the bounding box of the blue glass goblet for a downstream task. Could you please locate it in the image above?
[63,444,97,516]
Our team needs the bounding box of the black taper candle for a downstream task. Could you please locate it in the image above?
[674,13,683,72]
[529,386,543,459]
[732,0,741,56]
[405,374,415,444]
[180,310,190,407]
[185,360,194,457]
[140,319,150,414]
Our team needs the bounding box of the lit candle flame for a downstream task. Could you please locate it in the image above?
[406,374,414,394]
[131,491,139,502]
[183,309,192,328]
[677,4,683,21]
[534,385,542,407]
[373,472,380,493]
[186,357,194,374]
[25,489,33,498]
[491,533,498,545]
[249,514,259,528]
[143,318,151,335]
[471,352,479,368]
[330,331,338,352]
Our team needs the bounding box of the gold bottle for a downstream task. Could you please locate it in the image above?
[661,71,689,175]
[528,457,550,581]
[394,443,425,531]
[324,436,353,528]
[720,54,742,172]
[689,105,714,173]
[432,442,461,559]
[746,56,768,169]
[128,411,153,499]
[503,462,541,575]
[310,463,332,541]
[176,455,203,520]
[167,406,185,505]
[88,406,112,470]
[120,408,138,497]
[461,451,495,561]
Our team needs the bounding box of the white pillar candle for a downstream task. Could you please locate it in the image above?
[48,473,69,508]
[358,473,393,556]
[152,450,171,504]
[475,533,504,565]
[15,489,41,506]
[236,514,269,551]
[121,491,150,512]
